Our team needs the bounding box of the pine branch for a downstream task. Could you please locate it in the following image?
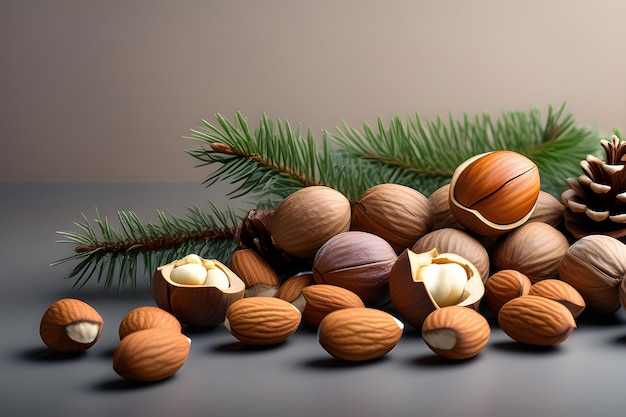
[331,103,600,197]
[51,203,241,289]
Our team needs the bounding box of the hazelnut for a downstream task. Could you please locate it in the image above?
[312,231,397,306]
[411,228,490,283]
[269,186,351,259]
[448,150,541,236]
[351,183,432,252]
[152,254,245,327]
[559,234,626,314]
[491,222,569,283]
[428,183,465,230]
[388,248,484,329]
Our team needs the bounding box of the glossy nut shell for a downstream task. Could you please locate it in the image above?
[449,150,541,236]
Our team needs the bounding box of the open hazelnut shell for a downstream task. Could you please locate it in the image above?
[388,248,484,329]
[152,258,245,327]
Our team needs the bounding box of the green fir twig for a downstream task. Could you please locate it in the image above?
[52,203,241,289]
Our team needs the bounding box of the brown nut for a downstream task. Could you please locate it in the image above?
[483,269,532,317]
[351,183,432,252]
[421,306,491,360]
[312,231,397,306]
[113,328,191,382]
[118,306,182,340]
[317,307,404,362]
[449,150,541,236]
[620,278,626,312]
[152,254,245,327]
[224,296,302,345]
[274,273,314,312]
[39,298,103,353]
[428,183,465,230]
[527,190,565,228]
[491,222,569,283]
[558,234,626,314]
[388,248,484,329]
[269,186,351,258]
[229,248,281,297]
[301,284,365,328]
[528,279,586,318]
[411,228,490,283]
[498,295,577,346]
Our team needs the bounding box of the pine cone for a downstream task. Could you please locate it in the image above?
[561,135,626,239]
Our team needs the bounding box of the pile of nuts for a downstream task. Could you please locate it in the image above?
[39,150,626,381]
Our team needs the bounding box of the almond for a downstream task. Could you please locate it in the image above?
[39,298,103,353]
[118,306,182,339]
[229,248,281,297]
[498,295,577,345]
[484,269,532,316]
[317,307,404,361]
[224,297,302,345]
[274,273,314,312]
[301,284,365,327]
[528,279,586,318]
[113,328,191,382]
[421,306,490,360]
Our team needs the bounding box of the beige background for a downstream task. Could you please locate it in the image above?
[2,0,625,183]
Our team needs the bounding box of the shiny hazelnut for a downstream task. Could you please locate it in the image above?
[448,150,541,236]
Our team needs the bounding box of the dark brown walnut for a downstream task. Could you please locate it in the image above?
[312,231,397,307]
[351,183,432,253]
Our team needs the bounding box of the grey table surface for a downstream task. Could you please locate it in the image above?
[2,183,625,417]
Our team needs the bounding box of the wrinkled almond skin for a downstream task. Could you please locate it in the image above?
[312,231,397,306]
[301,284,365,327]
[118,306,182,339]
[558,234,626,314]
[491,222,569,283]
[484,269,532,316]
[449,150,541,236]
[421,306,490,360]
[269,186,351,258]
[411,228,490,283]
[224,297,302,345]
[39,298,103,353]
[318,307,404,361]
[152,258,245,327]
[113,328,190,382]
[351,183,432,252]
[498,295,577,345]
[529,279,586,318]
[229,248,281,297]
